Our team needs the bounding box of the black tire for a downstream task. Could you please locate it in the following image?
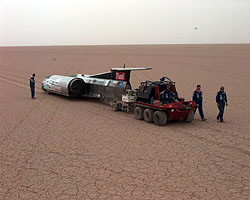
[134,106,144,120]
[183,110,194,123]
[153,111,167,126]
[143,109,154,123]
[113,103,121,111]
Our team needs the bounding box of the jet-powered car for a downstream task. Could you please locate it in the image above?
[42,67,151,105]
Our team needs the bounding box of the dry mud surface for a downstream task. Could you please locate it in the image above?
[0,44,250,199]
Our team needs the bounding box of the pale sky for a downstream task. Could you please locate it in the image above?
[0,0,249,46]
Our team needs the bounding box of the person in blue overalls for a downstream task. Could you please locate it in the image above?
[30,73,35,99]
[160,84,177,104]
[216,86,228,123]
[193,85,207,121]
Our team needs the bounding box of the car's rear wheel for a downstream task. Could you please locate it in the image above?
[153,111,167,126]
[183,110,194,123]
[113,103,121,111]
[134,106,144,120]
[143,109,154,123]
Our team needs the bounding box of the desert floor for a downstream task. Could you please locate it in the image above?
[0,44,250,199]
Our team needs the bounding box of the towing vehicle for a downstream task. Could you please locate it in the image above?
[133,77,195,125]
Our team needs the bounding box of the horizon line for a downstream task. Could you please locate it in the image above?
[1,42,250,47]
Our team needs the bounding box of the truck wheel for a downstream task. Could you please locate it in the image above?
[153,111,167,126]
[134,106,144,120]
[183,110,194,123]
[143,109,154,123]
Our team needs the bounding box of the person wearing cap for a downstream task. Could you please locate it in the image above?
[216,86,228,123]
[193,85,207,121]
[30,73,35,99]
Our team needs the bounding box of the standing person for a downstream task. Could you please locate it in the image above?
[30,73,35,99]
[216,86,228,123]
[192,85,207,121]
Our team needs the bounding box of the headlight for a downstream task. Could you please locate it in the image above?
[171,109,175,112]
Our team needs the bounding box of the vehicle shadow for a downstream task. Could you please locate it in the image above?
[43,92,111,106]
[42,93,196,127]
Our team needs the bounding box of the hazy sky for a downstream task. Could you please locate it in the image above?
[0,0,249,46]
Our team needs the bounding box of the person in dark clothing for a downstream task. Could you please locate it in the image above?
[160,84,177,104]
[216,86,228,123]
[30,73,35,99]
[193,85,207,121]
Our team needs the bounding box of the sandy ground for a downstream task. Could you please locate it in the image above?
[0,44,250,200]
